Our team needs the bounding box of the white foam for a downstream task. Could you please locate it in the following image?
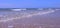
[11,9,26,11]
[0,10,56,22]
[56,9,60,10]
[8,25,14,28]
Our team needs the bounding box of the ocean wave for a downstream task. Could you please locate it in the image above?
[11,9,27,11]
[0,9,56,22]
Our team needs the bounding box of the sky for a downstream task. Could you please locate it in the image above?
[0,0,60,8]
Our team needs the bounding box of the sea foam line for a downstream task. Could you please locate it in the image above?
[0,10,55,22]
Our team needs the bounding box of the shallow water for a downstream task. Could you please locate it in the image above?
[0,9,60,28]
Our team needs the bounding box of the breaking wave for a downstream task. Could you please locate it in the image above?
[0,9,57,22]
[11,9,27,11]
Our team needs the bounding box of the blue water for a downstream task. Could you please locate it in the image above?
[0,8,59,16]
[0,8,55,11]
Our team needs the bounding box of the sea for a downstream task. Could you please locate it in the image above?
[0,8,60,21]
